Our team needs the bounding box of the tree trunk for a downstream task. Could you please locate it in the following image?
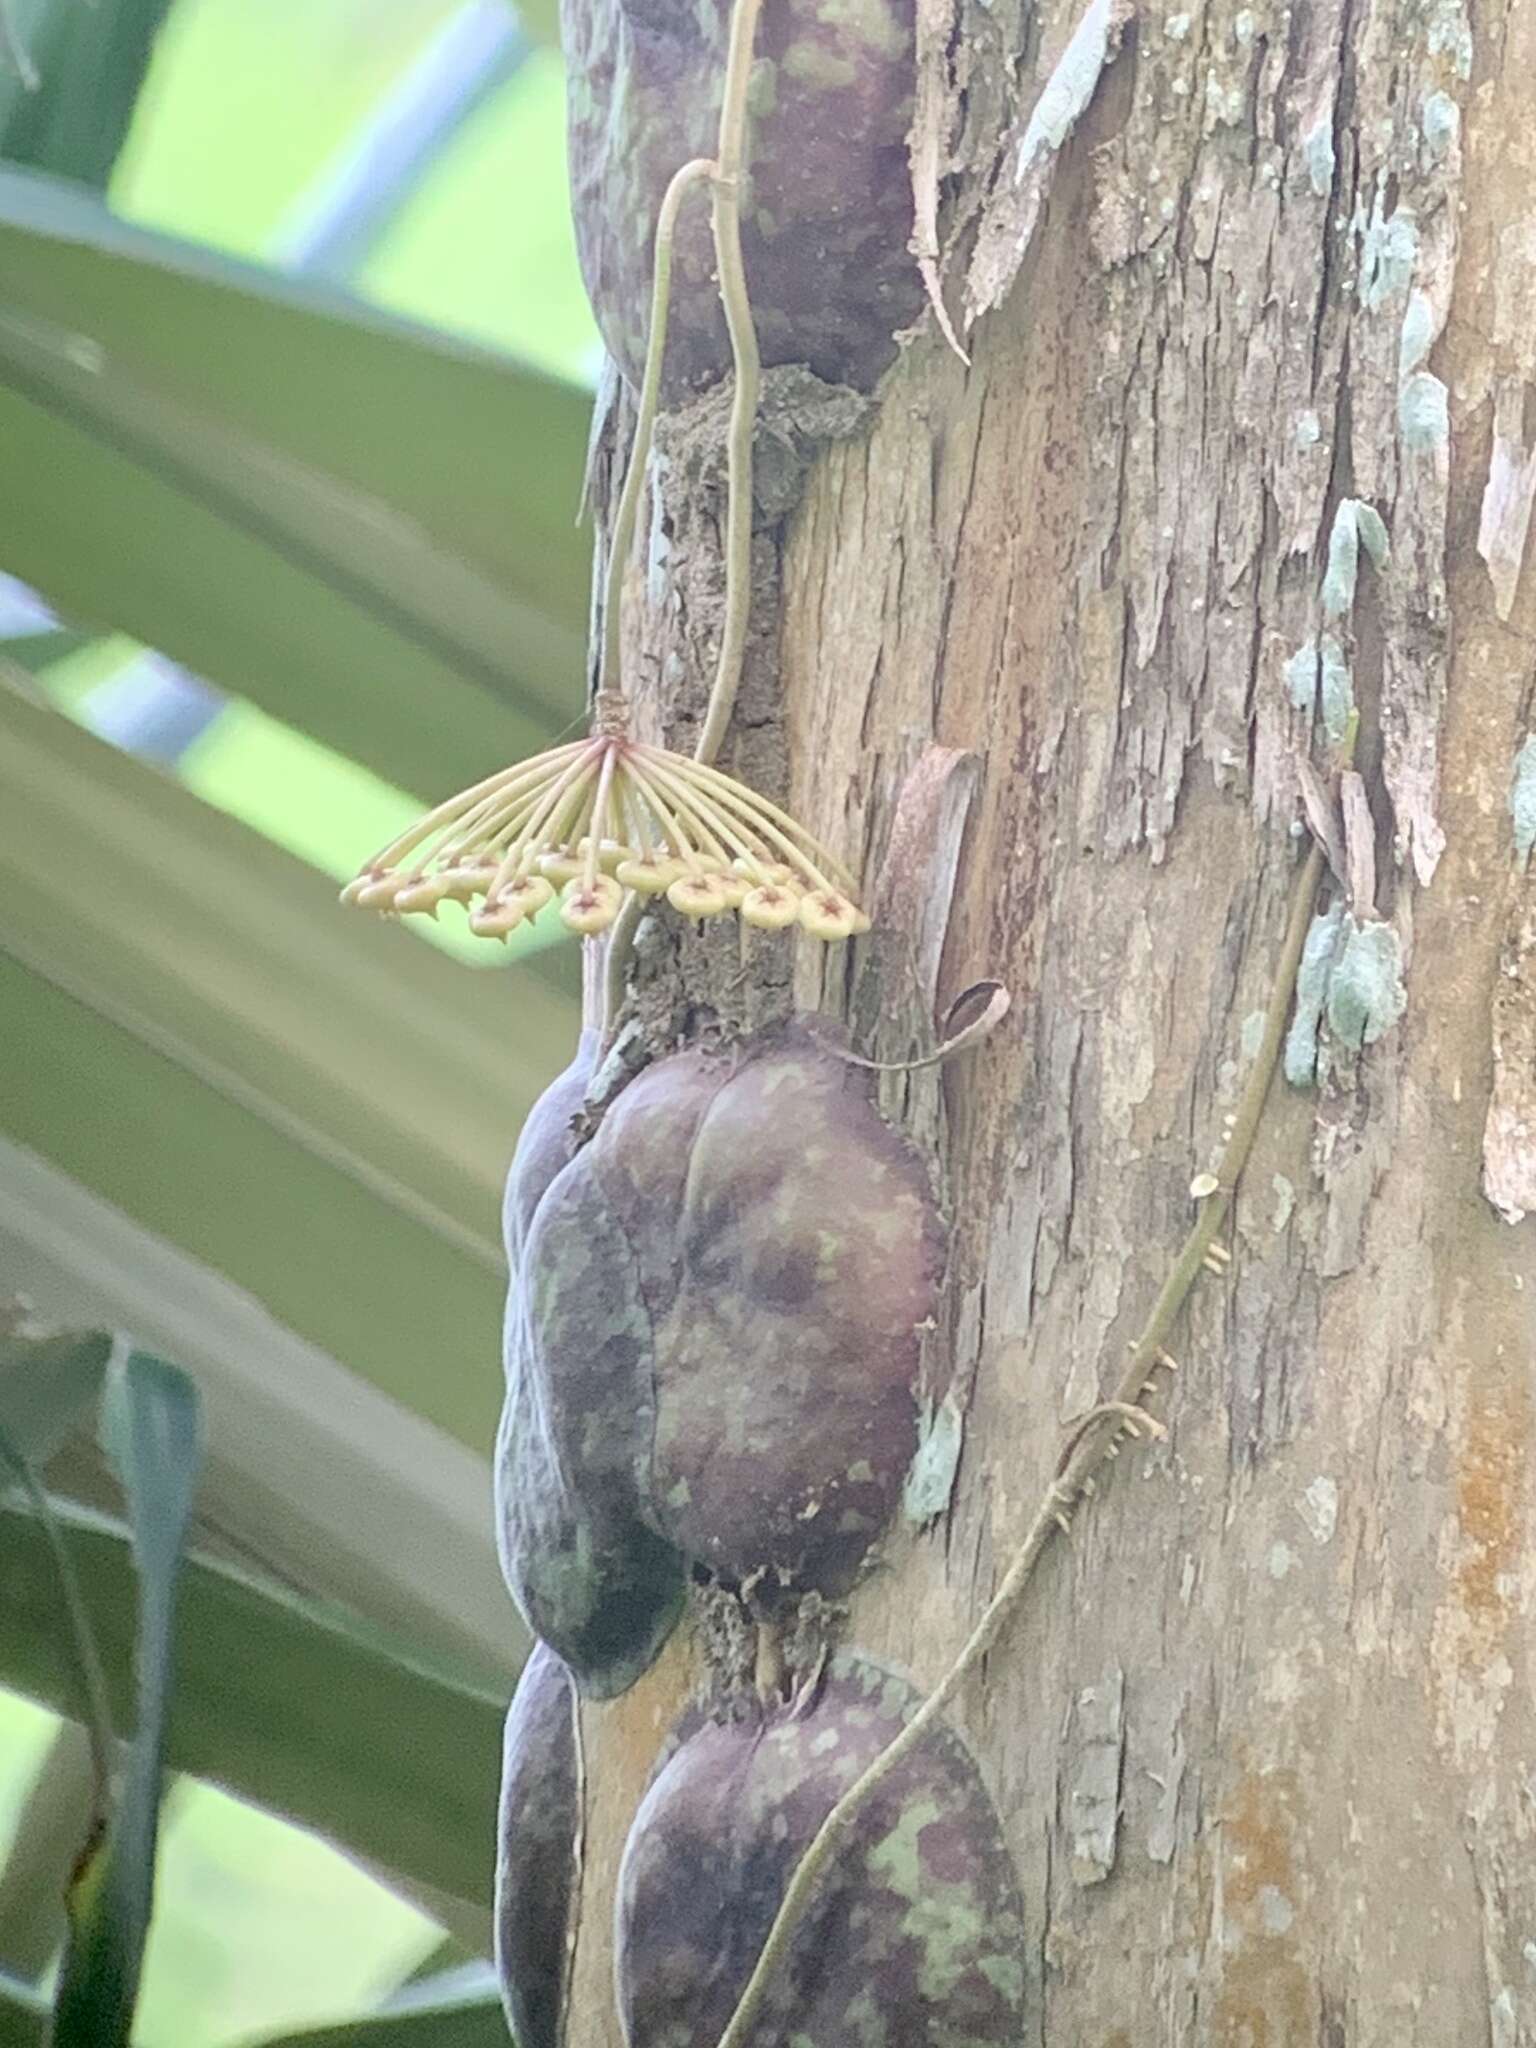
[557,0,1536,2035]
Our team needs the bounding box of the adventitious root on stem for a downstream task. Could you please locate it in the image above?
[342,729,869,943]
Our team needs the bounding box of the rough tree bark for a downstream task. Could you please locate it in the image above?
[557,0,1536,2035]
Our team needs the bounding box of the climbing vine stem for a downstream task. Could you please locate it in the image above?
[694,0,764,767]
[598,156,713,707]
[601,0,766,1034]
[711,804,1344,2048]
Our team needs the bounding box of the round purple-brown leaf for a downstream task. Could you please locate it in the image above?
[563,0,922,395]
[617,1650,1027,2045]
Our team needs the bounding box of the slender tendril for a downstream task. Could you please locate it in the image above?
[601,0,766,1035]
[600,158,714,704]
[695,0,765,768]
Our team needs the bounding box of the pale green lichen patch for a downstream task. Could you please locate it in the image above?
[1399,288,1434,377]
[1285,901,1346,1088]
[1321,499,1389,617]
[903,1393,963,1524]
[1326,916,1408,1049]
[1510,736,1536,870]
[1303,116,1335,196]
[1399,370,1450,450]
[1204,74,1245,126]
[1285,638,1320,712]
[1284,637,1349,744]
[1321,515,1359,618]
[1355,502,1390,566]
[1422,0,1473,78]
[1358,198,1419,311]
[1319,636,1354,744]
[1421,88,1460,154]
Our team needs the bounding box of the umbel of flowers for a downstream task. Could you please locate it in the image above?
[341,698,869,945]
[342,0,872,956]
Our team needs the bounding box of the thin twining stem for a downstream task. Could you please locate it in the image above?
[599,156,714,705]
[694,0,765,768]
[601,0,766,1035]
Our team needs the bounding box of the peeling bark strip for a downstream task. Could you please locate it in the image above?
[1064,1665,1125,1885]
[964,0,1126,325]
[556,0,1536,2032]
[1477,379,1536,622]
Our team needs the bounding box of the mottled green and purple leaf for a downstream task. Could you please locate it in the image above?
[617,1649,1027,2045]
[496,1024,945,1695]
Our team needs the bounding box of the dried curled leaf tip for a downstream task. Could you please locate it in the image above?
[343,736,869,942]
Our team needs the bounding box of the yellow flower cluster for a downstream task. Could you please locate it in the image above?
[342,736,870,942]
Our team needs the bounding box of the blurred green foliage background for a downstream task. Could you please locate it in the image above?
[0,0,598,2040]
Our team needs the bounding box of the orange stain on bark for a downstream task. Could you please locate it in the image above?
[1452,1382,1527,1636]
[1213,1764,1314,2045]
